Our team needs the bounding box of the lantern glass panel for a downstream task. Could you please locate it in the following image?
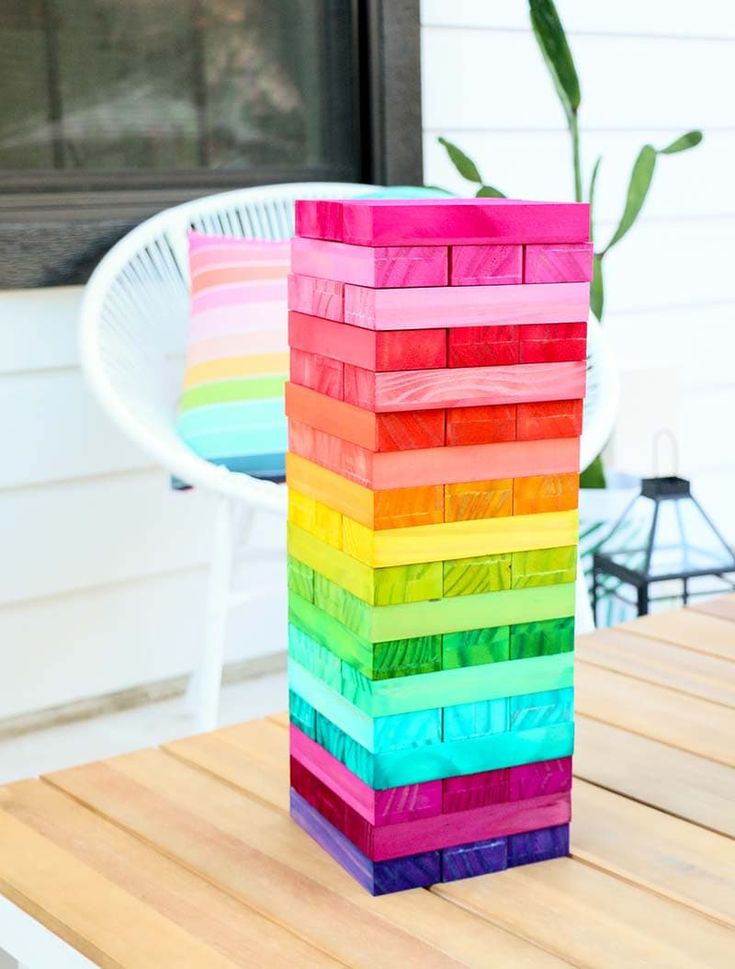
[595,494,655,572]
[648,496,735,577]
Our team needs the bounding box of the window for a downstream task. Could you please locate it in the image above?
[0,1,421,288]
[0,0,361,188]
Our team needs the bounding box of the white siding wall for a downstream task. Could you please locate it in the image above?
[421,0,735,530]
[0,287,285,721]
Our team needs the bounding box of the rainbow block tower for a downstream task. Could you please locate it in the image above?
[286,198,591,894]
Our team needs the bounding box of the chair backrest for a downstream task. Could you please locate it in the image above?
[80,182,618,509]
[79,182,378,510]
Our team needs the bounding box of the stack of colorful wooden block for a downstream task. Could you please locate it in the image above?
[286,198,591,894]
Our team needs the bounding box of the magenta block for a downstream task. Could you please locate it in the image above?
[450,244,523,286]
[524,243,594,283]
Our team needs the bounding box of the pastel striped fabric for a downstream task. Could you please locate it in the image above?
[176,231,290,480]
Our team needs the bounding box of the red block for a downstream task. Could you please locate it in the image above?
[290,349,343,399]
[445,404,517,445]
[288,311,447,372]
[448,325,520,368]
[519,322,587,363]
[450,244,523,286]
[375,411,446,451]
[517,399,583,440]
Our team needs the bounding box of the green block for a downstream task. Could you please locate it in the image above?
[510,616,575,659]
[288,624,341,690]
[442,553,511,597]
[373,636,442,680]
[511,545,577,589]
[373,561,443,605]
[313,572,371,639]
[287,557,314,602]
[442,625,510,669]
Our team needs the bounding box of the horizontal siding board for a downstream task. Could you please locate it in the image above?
[421,0,735,36]
[422,29,733,130]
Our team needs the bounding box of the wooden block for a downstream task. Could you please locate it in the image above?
[450,245,522,286]
[303,575,576,643]
[444,479,514,522]
[287,489,342,549]
[290,723,443,826]
[294,199,343,241]
[441,838,508,880]
[336,199,591,246]
[289,420,580,489]
[295,632,572,724]
[285,383,444,452]
[513,472,580,515]
[509,687,574,732]
[292,756,571,862]
[511,545,578,589]
[286,452,444,530]
[373,637,443,679]
[342,360,587,412]
[442,626,510,669]
[447,326,520,368]
[344,282,590,331]
[287,273,343,320]
[341,508,580,569]
[516,399,584,440]
[510,616,575,660]
[442,758,572,813]
[289,689,316,739]
[524,242,594,283]
[290,237,449,287]
[442,553,511,597]
[298,701,575,789]
[290,788,442,895]
[443,698,508,741]
[290,349,343,398]
[445,404,517,445]
[506,823,569,866]
[519,323,587,364]
[287,556,314,602]
[288,311,447,372]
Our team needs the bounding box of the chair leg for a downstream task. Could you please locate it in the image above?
[186,496,238,732]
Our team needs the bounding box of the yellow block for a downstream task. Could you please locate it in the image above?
[286,452,374,527]
[342,509,579,568]
[288,523,373,602]
[287,490,342,549]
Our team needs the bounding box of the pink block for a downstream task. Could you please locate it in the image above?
[344,282,590,331]
[525,243,594,283]
[443,758,572,812]
[291,237,448,288]
[343,360,587,412]
[295,200,343,241]
[289,724,443,826]
[288,274,343,321]
[450,245,523,286]
[294,199,590,246]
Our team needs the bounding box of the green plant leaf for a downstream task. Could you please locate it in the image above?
[476,184,507,198]
[580,453,607,488]
[587,155,602,242]
[603,144,657,252]
[529,0,580,121]
[590,253,604,321]
[438,137,483,183]
[659,130,703,154]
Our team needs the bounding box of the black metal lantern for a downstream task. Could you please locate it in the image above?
[592,475,735,622]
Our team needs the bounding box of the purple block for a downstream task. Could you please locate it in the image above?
[290,789,440,895]
[507,823,570,867]
[441,837,508,882]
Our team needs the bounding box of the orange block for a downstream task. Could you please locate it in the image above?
[513,473,580,515]
[374,487,445,530]
[444,479,514,522]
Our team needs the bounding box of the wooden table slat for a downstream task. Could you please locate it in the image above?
[690,594,735,623]
[619,610,735,663]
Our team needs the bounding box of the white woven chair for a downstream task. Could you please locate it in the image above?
[79,183,618,731]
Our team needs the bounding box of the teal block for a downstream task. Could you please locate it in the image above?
[443,697,509,741]
[510,687,574,731]
[289,689,315,739]
[288,624,341,691]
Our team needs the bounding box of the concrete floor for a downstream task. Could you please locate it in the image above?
[0,671,287,785]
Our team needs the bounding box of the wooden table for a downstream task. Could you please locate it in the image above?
[1,598,734,968]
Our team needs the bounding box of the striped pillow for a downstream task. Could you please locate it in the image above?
[176,230,290,480]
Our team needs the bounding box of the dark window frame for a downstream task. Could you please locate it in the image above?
[0,0,422,288]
